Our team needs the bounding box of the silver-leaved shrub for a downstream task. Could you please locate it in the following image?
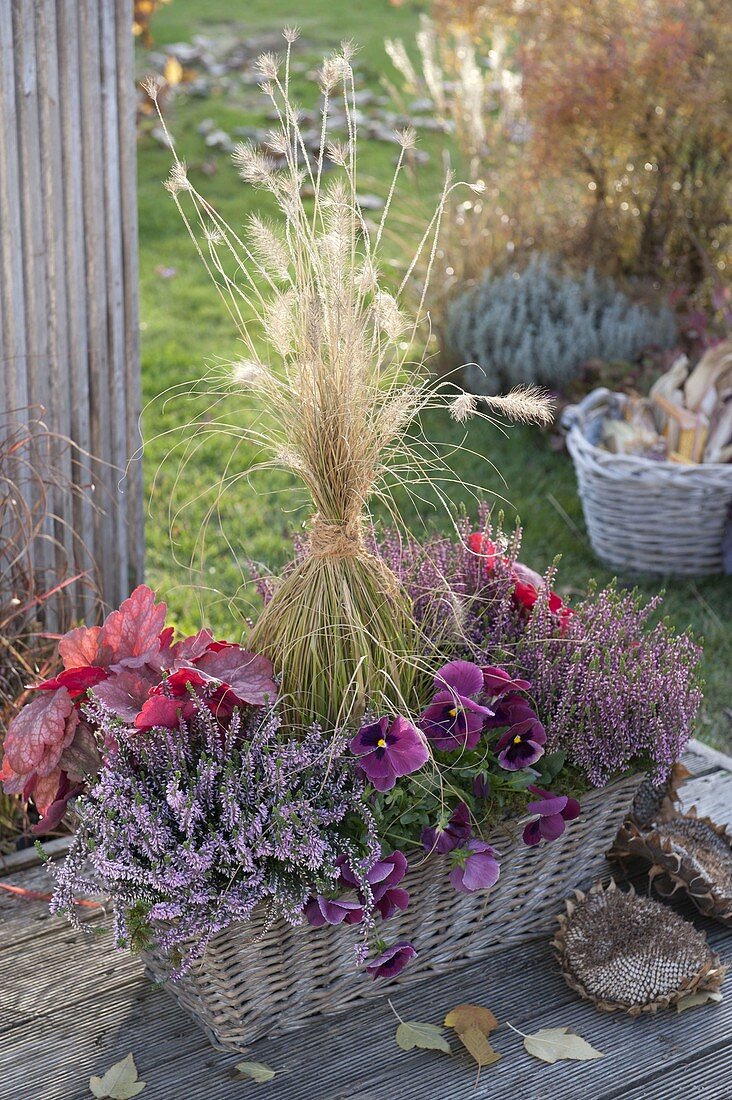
[446,255,677,393]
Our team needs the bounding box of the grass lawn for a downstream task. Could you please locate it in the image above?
[136,0,731,750]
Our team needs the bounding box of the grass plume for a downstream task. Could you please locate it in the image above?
[149,31,552,728]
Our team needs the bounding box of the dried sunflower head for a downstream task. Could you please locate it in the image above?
[627,762,691,829]
[609,812,732,926]
[552,880,727,1015]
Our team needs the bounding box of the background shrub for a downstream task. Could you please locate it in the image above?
[446,255,677,393]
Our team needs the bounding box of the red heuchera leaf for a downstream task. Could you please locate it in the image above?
[167,629,216,664]
[58,722,102,780]
[32,772,84,827]
[134,694,196,731]
[58,625,109,669]
[36,666,109,696]
[194,647,277,704]
[92,669,158,722]
[3,689,78,778]
[102,585,167,668]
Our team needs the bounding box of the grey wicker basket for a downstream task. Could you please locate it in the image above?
[565,388,732,575]
[142,770,643,1052]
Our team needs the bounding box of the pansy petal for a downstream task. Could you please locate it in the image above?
[434,659,484,697]
[539,814,566,842]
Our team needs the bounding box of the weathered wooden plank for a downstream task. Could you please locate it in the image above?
[0,1,29,414]
[56,0,97,619]
[115,0,144,591]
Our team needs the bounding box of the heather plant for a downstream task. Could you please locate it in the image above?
[446,256,677,394]
[509,582,703,786]
[51,703,381,973]
[145,31,552,729]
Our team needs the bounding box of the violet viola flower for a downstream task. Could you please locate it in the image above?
[349,716,429,793]
[365,941,417,980]
[483,692,537,729]
[420,660,493,752]
[495,715,547,771]
[522,785,581,846]
[449,839,501,894]
[303,895,364,927]
[339,851,410,921]
[421,801,472,854]
[482,665,532,698]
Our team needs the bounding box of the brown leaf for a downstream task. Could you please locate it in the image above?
[444,1003,498,1035]
[455,1025,502,1067]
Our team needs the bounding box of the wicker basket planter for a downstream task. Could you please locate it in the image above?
[142,770,643,1052]
[565,388,732,576]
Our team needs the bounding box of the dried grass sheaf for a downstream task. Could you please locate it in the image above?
[145,30,553,728]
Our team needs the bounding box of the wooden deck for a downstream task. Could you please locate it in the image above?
[2,739,730,1100]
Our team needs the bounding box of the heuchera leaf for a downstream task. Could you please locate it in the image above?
[194,647,277,704]
[2,689,77,778]
[59,624,106,669]
[395,1020,451,1054]
[522,1026,603,1064]
[89,1053,146,1098]
[102,585,167,668]
[234,1061,277,1083]
[676,991,723,1013]
[92,671,157,723]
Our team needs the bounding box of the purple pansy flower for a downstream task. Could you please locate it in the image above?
[483,692,537,730]
[422,801,472,854]
[482,665,532,698]
[420,660,493,752]
[522,785,581,846]
[365,941,417,980]
[339,851,410,921]
[495,716,547,771]
[349,715,429,792]
[303,895,364,927]
[449,839,501,893]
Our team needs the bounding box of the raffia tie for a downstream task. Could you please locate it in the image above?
[309,515,364,558]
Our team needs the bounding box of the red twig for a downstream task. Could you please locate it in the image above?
[0,881,104,910]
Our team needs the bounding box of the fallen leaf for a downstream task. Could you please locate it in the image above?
[234,1061,276,1083]
[445,1003,501,1067]
[455,1025,502,1067]
[676,991,724,1013]
[89,1053,146,1098]
[395,1020,451,1054]
[444,1004,498,1035]
[522,1026,603,1065]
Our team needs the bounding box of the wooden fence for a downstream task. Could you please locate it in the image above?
[0,0,143,622]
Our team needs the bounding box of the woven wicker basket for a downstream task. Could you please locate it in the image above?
[565,388,732,576]
[142,770,643,1052]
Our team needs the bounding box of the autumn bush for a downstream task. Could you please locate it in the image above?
[517,0,732,288]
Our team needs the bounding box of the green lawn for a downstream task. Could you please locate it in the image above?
[136,0,731,750]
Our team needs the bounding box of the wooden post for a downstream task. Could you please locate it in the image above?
[0,0,143,618]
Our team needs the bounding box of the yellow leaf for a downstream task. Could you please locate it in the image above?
[676,991,723,1013]
[163,56,183,86]
[523,1026,603,1064]
[444,1003,498,1034]
[89,1054,146,1099]
[234,1061,276,1083]
[456,1025,502,1067]
[395,1020,451,1054]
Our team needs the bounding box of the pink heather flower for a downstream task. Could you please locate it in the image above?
[420,660,493,751]
[365,941,417,980]
[495,715,547,771]
[522,785,581,846]
[422,801,472,854]
[482,665,531,697]
[303,895,364,927]
[349,716,429,792]
[449,839,501,893]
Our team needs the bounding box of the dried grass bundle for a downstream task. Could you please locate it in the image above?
[148,31,552,727]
